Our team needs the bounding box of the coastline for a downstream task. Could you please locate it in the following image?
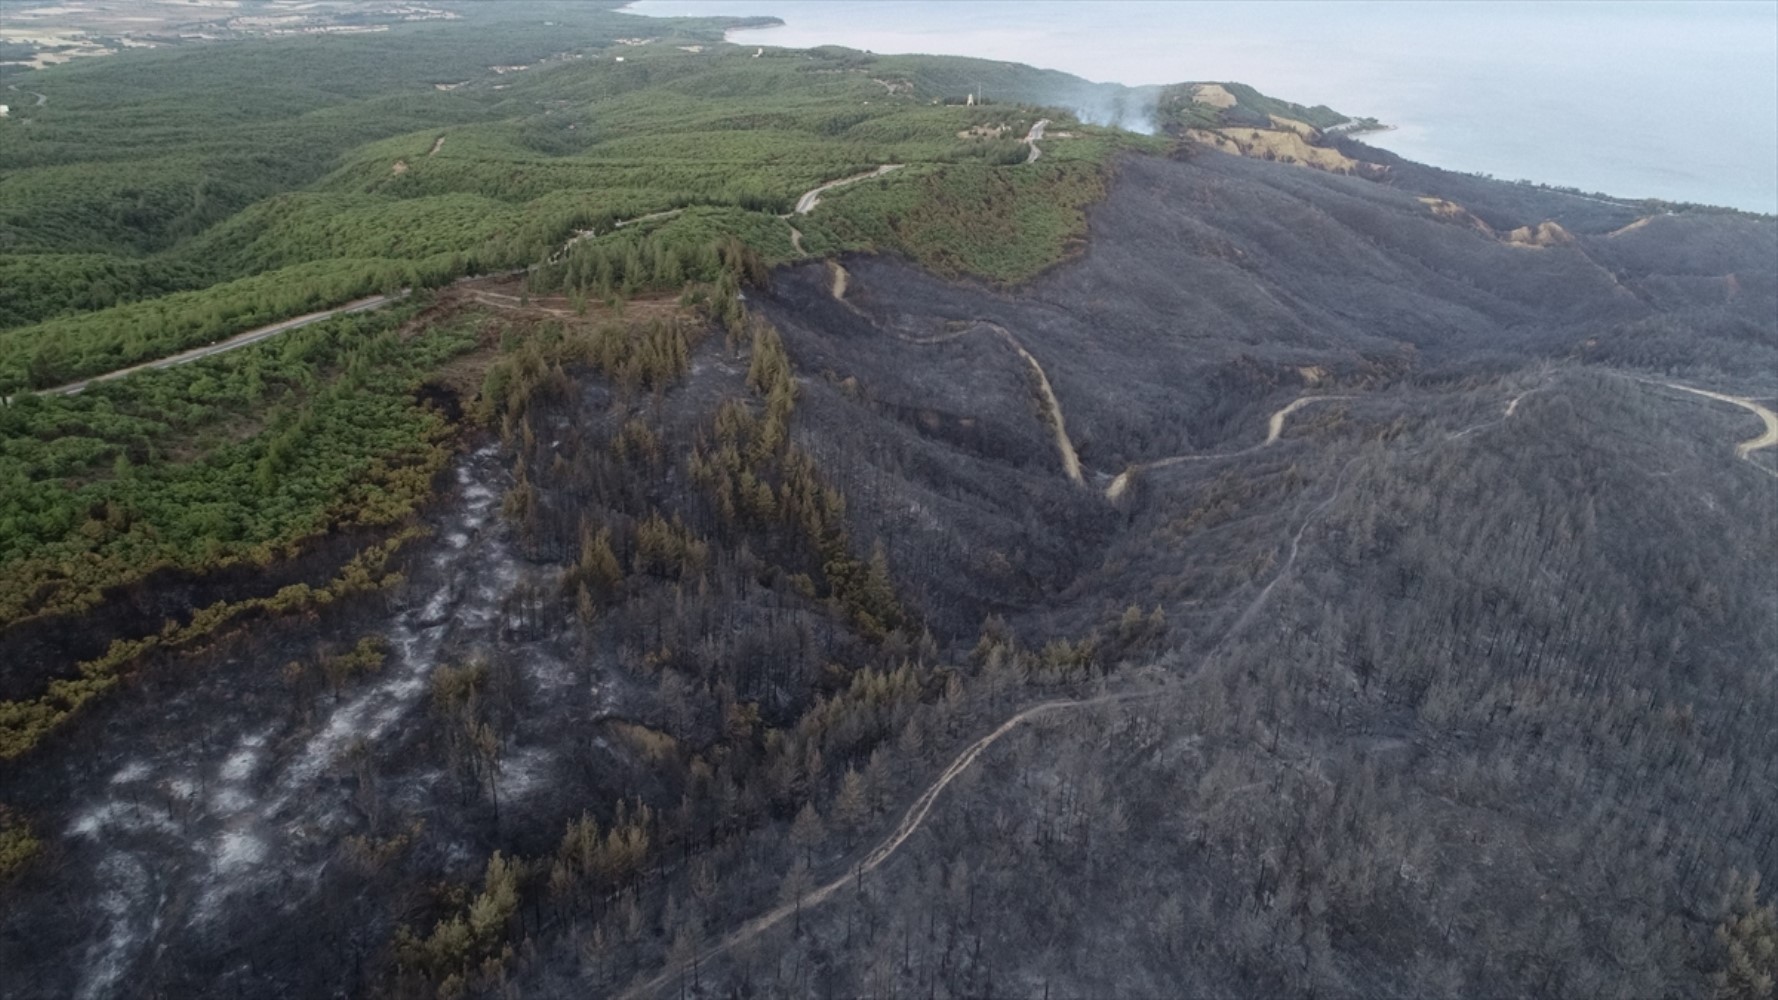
[722,19,784,44]
[620,0,1775,215]
[614,1,785,42]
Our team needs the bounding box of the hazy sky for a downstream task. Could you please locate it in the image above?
[629,1,1778,212]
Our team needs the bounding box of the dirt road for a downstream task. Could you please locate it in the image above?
[883,319,1083,485]
[36,188,719,396]
[622,447,1363,999]
[467,289,578,318]
[1660,381,1778,474]
[32,144,1049,401]
[792,164,903,215]
[1106,394,1352,499]
[614,208,684,230]
[1265,394,1349,444]
[619,687,1150,999]
[550,163,906,267]
[35,292,408,398]
[1024,118,1050,164]
[981,322,1083,484]
[546,208,687,265]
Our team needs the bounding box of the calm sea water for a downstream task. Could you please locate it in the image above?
[627,0,1778,214]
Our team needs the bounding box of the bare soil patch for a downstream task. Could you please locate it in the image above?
[1190,83,1237,109]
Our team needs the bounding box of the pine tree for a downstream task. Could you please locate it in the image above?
[790,800,827,866]
[1713,872,1778,1000]
[835,766,869,839]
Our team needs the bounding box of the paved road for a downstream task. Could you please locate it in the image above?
[34,292,407,398]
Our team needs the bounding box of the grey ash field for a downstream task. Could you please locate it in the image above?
[1,3,1776,999]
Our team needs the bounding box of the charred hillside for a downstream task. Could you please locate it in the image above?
[3,138,1776,1000]
[662,150,1778,998]
[749,148,1774,634]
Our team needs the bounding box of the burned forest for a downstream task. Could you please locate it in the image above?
[2,7,1776,999]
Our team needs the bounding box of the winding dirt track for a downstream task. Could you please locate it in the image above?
[621,440,1369,999]
[35,162,816,396]
[1660,382,1778,467]
[547,208,687,265]
[884,320,1082,484]
[615,208,683,230]
[1664,382,1778,462]
[621,364,1566,996]
[555,161,905,268]
[1023,118,1050,164]
[619,688,1150,999]
[981,322,1084,484]
[1605,216,1653,238]
[32,187,700,396]
[792,164,903,215]
[884,327,1358,498]
[29,143,1040,398]
[1265,394,1350,444]
[1106,394,1352,499]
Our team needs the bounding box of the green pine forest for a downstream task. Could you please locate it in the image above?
[0,1,1352,759]
[0,0,1336,642]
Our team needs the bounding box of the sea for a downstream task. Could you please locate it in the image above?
[625,0,1778,214]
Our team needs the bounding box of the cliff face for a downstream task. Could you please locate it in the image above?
[3,146,1774,999]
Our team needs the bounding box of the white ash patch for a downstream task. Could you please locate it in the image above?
[109,760,152,784]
